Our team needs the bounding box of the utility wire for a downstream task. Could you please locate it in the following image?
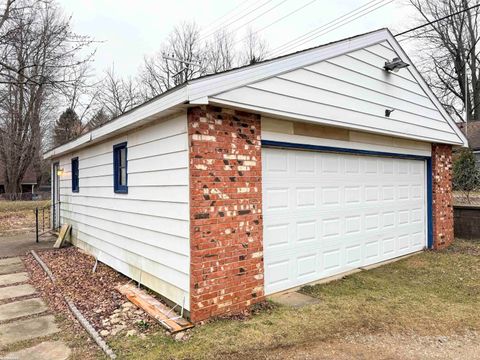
[394,3,480,37]
[200,0,253,35]
[199,0,276,42]
[233,0,318,47]
[270,0,393,57]
[266,0,383,57]
[226,0,290,40]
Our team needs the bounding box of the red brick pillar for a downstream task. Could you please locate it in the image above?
[188,105,264,322]
[431,144,454,249]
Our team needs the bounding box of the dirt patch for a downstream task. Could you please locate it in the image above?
[23,247,160,339]
[0,200,49,236]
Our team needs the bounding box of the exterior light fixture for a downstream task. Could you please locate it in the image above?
[384,57,409,72]
[385,108,395,117]
[56,168,64,176]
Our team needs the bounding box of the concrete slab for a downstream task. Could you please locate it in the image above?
[269,291,321,308]
[0,257,21,266]
[0,315,59,347]
[3,341,71,360]
[0,272,28,287]
[0,262,24,275]
[0,284,36,301]
[0,234,56,257]
[0,298,47,322]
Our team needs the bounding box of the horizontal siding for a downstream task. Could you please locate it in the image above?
[56,112,190,310]
[212,41,460,145]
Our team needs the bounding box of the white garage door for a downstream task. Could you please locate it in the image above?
[262,147,426,294]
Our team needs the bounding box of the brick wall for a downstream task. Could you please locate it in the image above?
[188,105,264,322]
[431,144,454,249]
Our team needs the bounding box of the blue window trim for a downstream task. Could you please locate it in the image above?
[71,157,79,193]
[113,142,128,194]
[261,139,434,249]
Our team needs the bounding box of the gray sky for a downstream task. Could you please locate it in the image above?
[57,0,418,78]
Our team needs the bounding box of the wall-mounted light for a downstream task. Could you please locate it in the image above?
[385,108,395,117]
[56,168,64,176]
[384,57,409,72]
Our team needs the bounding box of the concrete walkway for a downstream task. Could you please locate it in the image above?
[0,256,71,360]
[0,233,56,258]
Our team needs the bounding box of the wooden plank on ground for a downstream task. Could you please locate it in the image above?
[116,283,193,333]
[53,224,71,249]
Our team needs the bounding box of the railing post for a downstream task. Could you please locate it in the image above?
[35,208,39,243]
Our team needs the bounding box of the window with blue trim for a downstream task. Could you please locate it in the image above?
[71,157,79,193]
[113,142,128,193]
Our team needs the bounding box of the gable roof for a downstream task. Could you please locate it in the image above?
[44,28,467,159]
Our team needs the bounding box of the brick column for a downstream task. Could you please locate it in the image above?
[431,144,454,249]
[188,105,264,322]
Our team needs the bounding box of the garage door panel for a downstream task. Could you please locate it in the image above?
[263,147,427,294]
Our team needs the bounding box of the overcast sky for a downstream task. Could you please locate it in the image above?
[57,0,418,78]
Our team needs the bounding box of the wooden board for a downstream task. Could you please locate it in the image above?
[54,224,71,249]
[116,283,193,333]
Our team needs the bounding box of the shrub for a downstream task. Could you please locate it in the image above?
[453,148,480,203]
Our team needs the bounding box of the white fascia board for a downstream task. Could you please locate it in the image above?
[44,86,188,159]
[385,31,468,147]
[187,29,390,102]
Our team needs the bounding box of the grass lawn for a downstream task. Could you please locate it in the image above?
[0,200,50,235]
[111,240,480,359]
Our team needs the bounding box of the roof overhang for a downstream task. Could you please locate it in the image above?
[44,28,467,160]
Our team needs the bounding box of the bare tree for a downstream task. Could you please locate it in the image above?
[97,66,140,118]
[205,29,236,73]
[0,0,94,196]
[138,21,206,99]
[240,27,268,65]
[408,0,480,121]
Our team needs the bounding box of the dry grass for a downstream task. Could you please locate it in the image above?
[110,240,480,360]
[0,200,50,235]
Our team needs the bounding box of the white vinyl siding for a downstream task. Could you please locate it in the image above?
[211,41,460,145]
[55,112,190,310]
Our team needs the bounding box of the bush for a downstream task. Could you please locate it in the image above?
[453,148,480,203]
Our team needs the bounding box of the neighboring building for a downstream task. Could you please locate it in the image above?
[456,121,480,166]
[0,162,37,194]
[44,28,467,322]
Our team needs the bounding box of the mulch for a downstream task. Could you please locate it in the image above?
[23,246,159,335]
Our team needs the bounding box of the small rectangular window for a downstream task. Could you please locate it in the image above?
[113,142,128,193]
[71,157,79,193]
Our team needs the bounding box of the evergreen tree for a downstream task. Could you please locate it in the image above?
[87,108,110,130]
[453,148,480,203]
[53,108,83,146]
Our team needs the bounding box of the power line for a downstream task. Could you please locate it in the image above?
[394,3,480,37]
[266,0,382,57]
[225,0,291,40]
[270,0,394,57]
[200,1,253,35]
[233,0,318,47]
[199,0,276,42]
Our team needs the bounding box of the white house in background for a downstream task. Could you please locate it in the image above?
[44,28,467,323]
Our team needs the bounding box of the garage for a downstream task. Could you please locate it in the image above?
[262,146,427,294]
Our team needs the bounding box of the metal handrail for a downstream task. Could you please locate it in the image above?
[35,201,60,243]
